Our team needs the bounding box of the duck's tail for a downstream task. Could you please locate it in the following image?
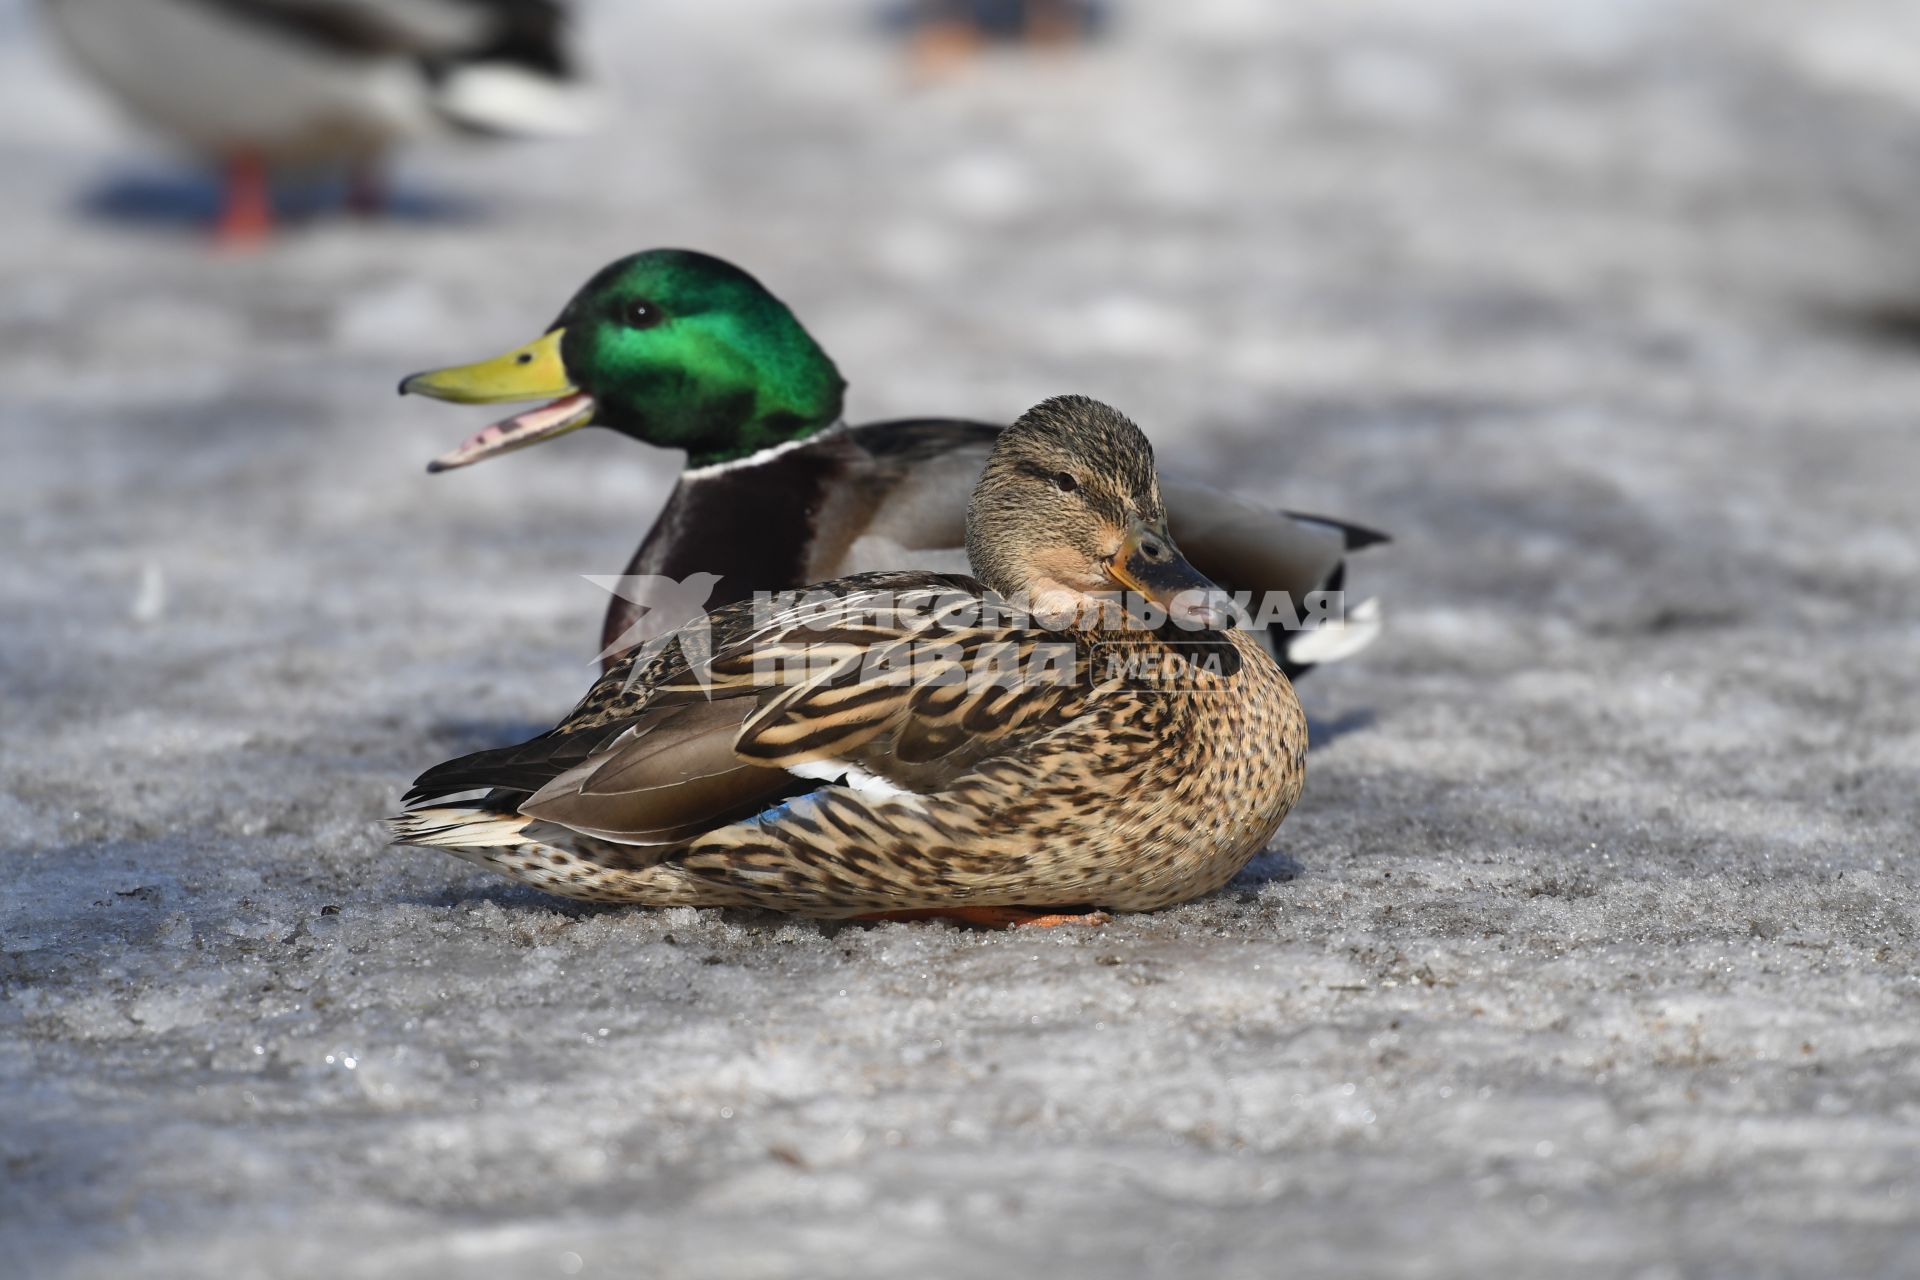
[390,805,687,904]
[1280,595,1384,672]
[434,63,595,138]
[430,4,597,138]
[389,805,535,851]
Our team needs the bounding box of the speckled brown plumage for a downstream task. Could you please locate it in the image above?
[392,396,1307,919]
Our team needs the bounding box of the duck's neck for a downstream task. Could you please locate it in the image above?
[682,419,849,479]
[600,429,867,664]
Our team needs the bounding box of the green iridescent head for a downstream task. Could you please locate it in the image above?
[400,249,847,471]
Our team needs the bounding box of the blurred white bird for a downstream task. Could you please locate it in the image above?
[40,0,593,242]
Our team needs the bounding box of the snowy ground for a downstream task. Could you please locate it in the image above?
[4,1,1920,1276]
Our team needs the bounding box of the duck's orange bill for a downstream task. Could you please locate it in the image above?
[1103,520,1239,629]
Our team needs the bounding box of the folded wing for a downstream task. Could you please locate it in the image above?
[402,573,1081,848]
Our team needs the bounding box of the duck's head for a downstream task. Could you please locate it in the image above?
[966,395,1237,631]
[401,249,847,472]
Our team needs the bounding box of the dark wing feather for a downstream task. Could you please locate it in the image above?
[403,572,1006,842]
[848,418,1004,464]
[1284,512,1392,552]
[402,722,626,805]
[186,0,568,63]
[399,569,1109,846]
[186,0,475,55]
[445,0,572,75]
[519,701,801,846]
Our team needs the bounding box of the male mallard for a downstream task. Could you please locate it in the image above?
[393,395,1307,925]
[41,0,591,242]
[400,249,1384,678]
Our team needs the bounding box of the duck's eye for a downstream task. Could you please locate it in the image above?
[1052,472,1079,494]
[625,300,664,329]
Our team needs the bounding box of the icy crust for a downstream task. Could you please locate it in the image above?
[5,0,1920,1276]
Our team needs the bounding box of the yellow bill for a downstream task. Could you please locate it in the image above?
[398,329,599,472]
[399,329,575,404]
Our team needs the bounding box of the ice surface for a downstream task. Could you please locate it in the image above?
[3,1,1919,1276]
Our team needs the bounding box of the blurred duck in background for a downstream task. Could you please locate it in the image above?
[39,0,592,243]
[400,249,1386,680]
[892,0,1106,75]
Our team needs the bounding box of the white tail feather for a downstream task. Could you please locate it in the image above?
[435,65,599,137]
[390,807,533,849]
[1285,596,1384,668]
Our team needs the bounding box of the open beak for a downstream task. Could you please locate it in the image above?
[1104,518,1241,630]
[398,329,598,472]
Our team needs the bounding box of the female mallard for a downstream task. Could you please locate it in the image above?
[393,395,1307,926]
[400,248,1384,677]
[41,0,591,242]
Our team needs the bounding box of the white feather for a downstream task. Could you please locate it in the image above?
[390,807,533,848]
[785,758,916,798]
[435,62,598,137]
[681,424,850,482]
[1284,596,1383,667]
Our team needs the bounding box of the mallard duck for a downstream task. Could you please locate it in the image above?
[393,395,1308,926]
[41,0,591,242]
[400,248,1385,678]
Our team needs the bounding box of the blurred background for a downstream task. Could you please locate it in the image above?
[5,1,1920,1276]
